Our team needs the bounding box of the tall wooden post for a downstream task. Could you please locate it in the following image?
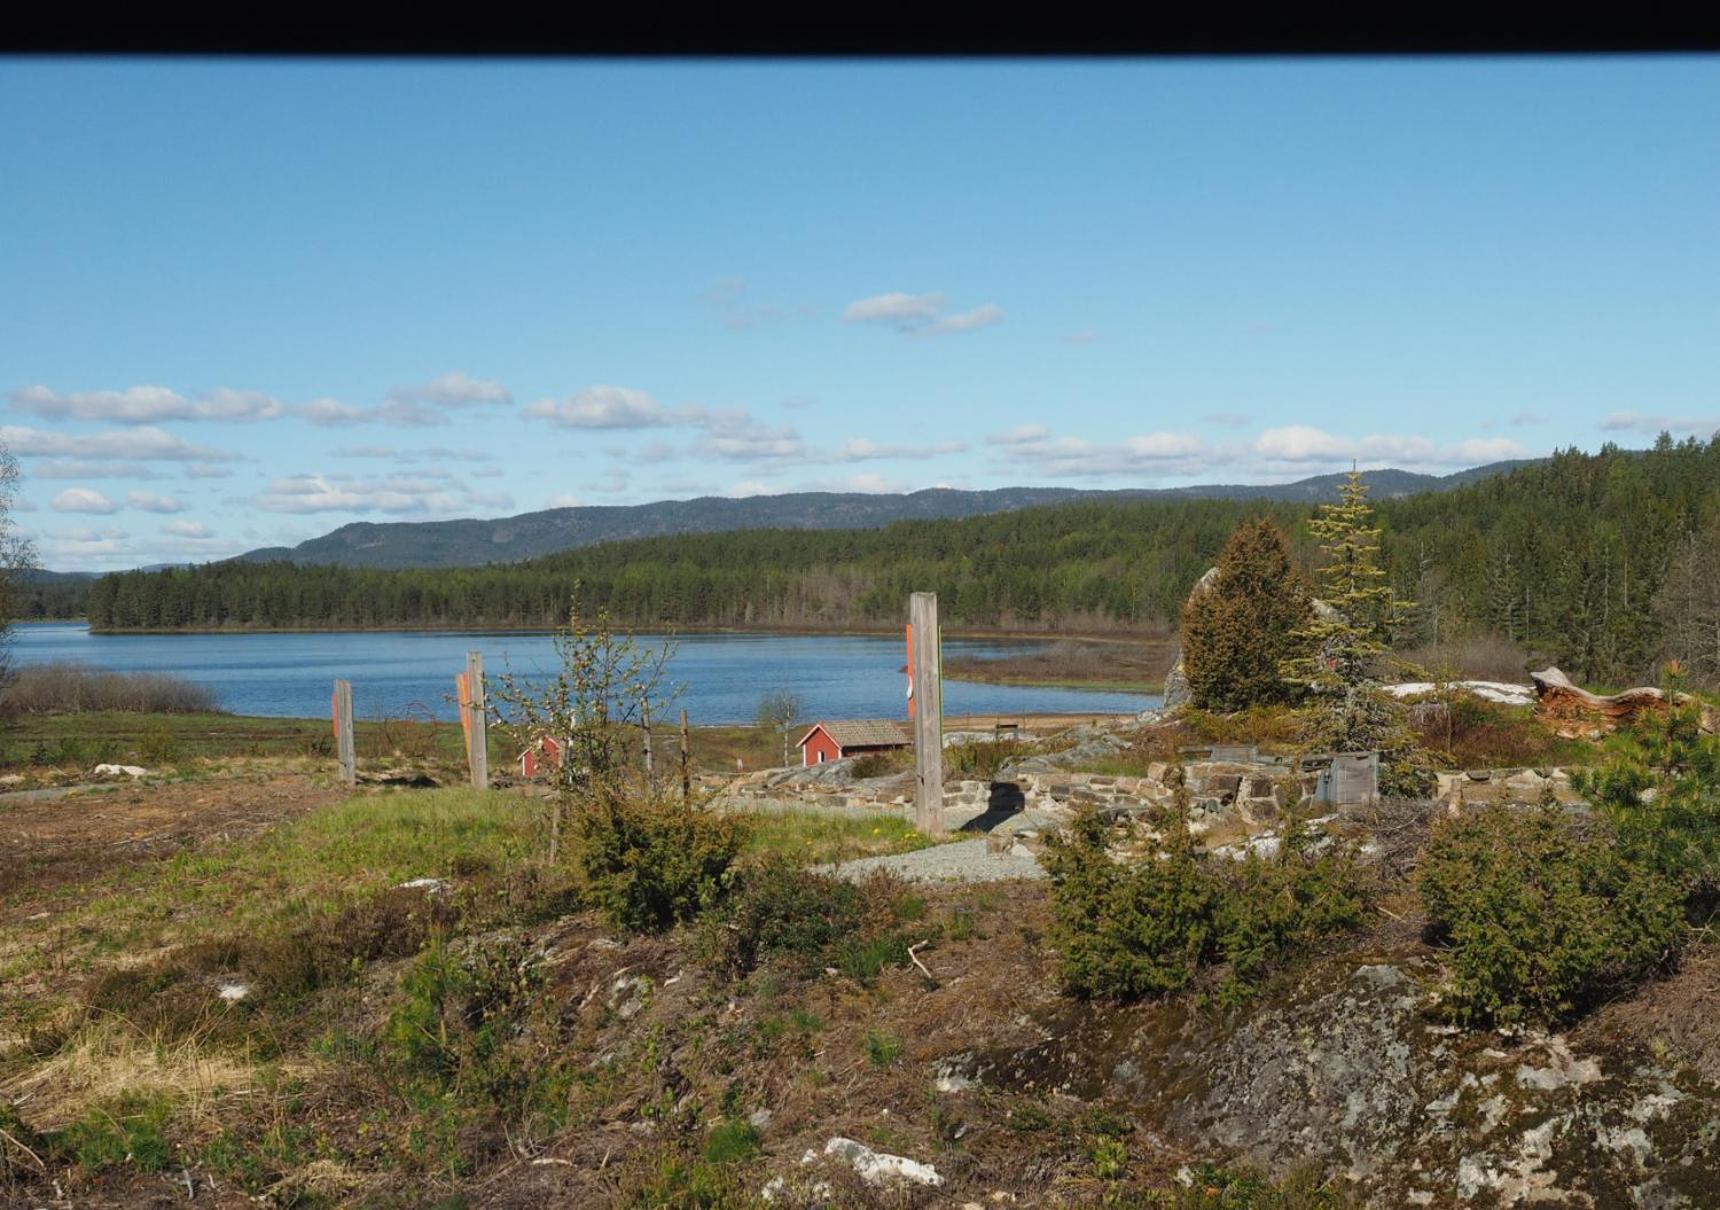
[678,708,691,801]
[332,679,355,787]
[910,592,944,835]
[464,650,488,790]
[641,698,654,787]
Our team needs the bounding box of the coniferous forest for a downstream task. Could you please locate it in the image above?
[77,439,1720,685]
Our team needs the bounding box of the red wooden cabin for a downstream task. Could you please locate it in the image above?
[795,719,910,767]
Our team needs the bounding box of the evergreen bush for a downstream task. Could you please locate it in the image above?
[1416,803,1682,1024]
[1181,516,1312,712]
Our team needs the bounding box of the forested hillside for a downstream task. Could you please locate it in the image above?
[229,465,1522,569]
[85,439,1720,683]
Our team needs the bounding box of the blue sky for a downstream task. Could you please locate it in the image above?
[3,57,1717,571]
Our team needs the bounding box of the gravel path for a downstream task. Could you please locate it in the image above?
[826,838,1044,884]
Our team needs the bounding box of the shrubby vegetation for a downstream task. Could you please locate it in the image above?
[1419,674,1720,1025]
[78,438,1720,686]
[699,857,924,983]
[1417,803,1682,1024]
[574,791,748,933]
[1042,799,1369,1002]
[0,662,218,715]
[1181,516,1311,711]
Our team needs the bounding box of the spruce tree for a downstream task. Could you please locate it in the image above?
[1180,516,1312,711]
[1282,469,1418,761]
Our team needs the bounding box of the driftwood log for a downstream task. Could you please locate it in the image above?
[1530,666,1719,738]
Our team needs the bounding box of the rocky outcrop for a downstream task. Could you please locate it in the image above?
[1531,666,1720,738]
[950,951,1720,1206]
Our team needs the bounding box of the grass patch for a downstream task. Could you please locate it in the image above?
[741,810,932,865]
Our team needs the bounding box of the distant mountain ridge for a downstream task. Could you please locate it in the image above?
[230,461,1536,571]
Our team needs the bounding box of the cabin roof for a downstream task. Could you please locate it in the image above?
[796,718,910,750]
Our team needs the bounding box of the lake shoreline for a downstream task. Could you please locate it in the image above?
[76,621,1168,643]
[16,623,1159,723]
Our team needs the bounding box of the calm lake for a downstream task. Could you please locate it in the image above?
[12,623,1156,724]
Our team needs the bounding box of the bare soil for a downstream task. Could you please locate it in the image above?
[0,773,344,925]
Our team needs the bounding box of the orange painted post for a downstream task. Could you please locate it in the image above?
[463,652,488,790]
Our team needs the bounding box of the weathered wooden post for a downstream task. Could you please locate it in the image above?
[641,698,654,786]
[910,592,945,835]
[678,708,691,801]
[332,679,356,787]
[464,650,488,790]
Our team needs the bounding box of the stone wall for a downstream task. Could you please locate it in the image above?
[707,758,1586,821]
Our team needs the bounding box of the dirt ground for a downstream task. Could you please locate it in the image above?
[0,773,345,926]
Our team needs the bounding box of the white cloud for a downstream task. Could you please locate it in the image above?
[298,398,372,427]
[386,371,511,409]
[843,292,946,327]
[802,472,910,494]
[985,424,1050,447]
[984,426,1214,479]
[1253,426,1525,467]
[924,303,1004,335]
[8,384,281,423]
[298,393,494,430]
[698,421,806,463]
[1599,410,1720,437]
[702,278,814,330]
[50,488,120,514]
[842,292,1003,337]
[30,460,164,480]
[2,425,242,462]
[524,386,683,429]
[127,490,187,514]
[835,438,968,462]
[545,493,584,509]
[726,480,774,498]
[252,472,496,516]
[195,388,284,421]
[164,519,213,539]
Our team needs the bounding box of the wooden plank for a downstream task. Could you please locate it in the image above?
[465,650,488,790]
[333,679,355,787]
[909,592,944,835]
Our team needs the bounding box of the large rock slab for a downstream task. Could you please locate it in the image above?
[948,951,1720,1205]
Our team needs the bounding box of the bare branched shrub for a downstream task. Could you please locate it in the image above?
[1,663,218,715]
[1396,633,1534,683]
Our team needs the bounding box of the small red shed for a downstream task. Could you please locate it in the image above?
[519,734,565,780]
[796,719,910,767]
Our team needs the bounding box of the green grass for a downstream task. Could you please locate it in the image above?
[0,790,942,1010]
[740,810,934,865]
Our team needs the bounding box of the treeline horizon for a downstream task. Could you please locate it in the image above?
[61,437,1720,684]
